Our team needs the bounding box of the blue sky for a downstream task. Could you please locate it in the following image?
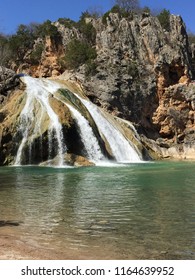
[0,0,195,34]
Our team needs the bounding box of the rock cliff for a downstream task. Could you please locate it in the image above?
[0,10,195,162]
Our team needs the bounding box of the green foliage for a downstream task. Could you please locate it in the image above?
[85,60,97,77]
[0,34,11,66]
[142,6,151,15]
[0,34,8,45]
[8,24,36,61]
[102,4,133,25]
[35,20,61,40]
[78,21,96,45]
[58,18,76,29]
[157,9,171,32]
[57,56,66,70]
[29,43,44,65]
[102,11,111,25]
[127,61,139,79]
[79,11,92,21]
[63,39,97,69]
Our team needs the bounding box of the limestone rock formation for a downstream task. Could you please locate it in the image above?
[0,10,195,161]
[0,67,19,98]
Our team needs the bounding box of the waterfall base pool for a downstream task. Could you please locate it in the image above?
[0,161,195,259]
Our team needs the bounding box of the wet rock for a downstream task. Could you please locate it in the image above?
[40,153,95,167]
[0,220,20,227]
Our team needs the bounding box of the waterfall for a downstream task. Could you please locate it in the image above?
[14,77,65,166]
[14,76,142,166]
[61,102,105,163]
[74,94,141,162]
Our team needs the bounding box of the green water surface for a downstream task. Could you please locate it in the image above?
[0,161,195,259]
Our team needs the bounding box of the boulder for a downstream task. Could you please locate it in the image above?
[0,67,19,95]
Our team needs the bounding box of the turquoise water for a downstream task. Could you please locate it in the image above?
[0,161,195,259]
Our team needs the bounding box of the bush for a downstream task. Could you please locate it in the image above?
[29,43,44,65]
[35,20,61,40]
[0,34,11,67]
[157,9,171,32]
[142,6,151,15]
[102,4,133,25]
[77,15,96,45]
[102,11,111,25]
[85,60,97,77]
[8,24,36,61]
[58,18,76,29]
[63,39,97,69]
[127,61,139,79]
[79,22,96,45]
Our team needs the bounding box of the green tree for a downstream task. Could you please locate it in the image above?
[8,24,36,61]
[157,9,171,32]
[0,34,11,67]
[58,18,76,29]
[35,20,61,40]
[29,43,44,65]
[63,39,97,69]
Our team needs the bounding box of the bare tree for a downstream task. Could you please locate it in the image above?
[115,0,140,12]
[87,6,103,18]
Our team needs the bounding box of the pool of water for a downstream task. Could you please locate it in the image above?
[0,161,195,259]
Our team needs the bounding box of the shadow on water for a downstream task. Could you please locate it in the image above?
[0,220,20,227]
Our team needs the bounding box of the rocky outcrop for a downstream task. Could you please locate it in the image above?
[0,67,19,99]
[0,89,26,164]
[83,14,191,126]
[40,153,95,167]
[56,13,194,158]
[1,11,195,161]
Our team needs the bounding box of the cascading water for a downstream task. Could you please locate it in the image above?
[61,102,105,163]
[74,94,141,162]
[14,76,142,166]
[14,76,65,166]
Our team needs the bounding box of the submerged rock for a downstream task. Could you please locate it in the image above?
[40,153,95,167]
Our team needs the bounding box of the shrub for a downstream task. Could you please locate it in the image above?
[8,24,36,61]
[102,11,111,25]
[35,20,61,40]
[29,43,44,65]
[157,9,171,32]
[58,18,76,29]
[77,14,96,45]
[0,34,11,67]
[78,22,96,45]
[63,39,97,69]
[102,4,133,25]
[85,60,97,77]
[127,61,139,79]
[142,6,151,15]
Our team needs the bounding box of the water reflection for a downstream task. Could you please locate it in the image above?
[0,162,195,259]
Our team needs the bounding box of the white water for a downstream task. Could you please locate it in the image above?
[74,94,141,162]
[14,77,65,166]
[15,76,141,166]
[62,102,105,162]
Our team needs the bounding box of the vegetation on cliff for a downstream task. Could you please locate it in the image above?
[0,0,195,161]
